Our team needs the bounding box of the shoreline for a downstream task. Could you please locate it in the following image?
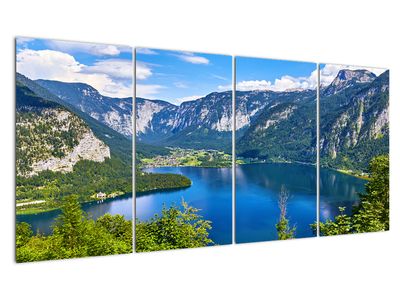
[237,160,369,180]
[16,192,132,216]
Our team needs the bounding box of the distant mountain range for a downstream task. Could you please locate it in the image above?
[137,69,389,171]
[35,79,133,138]
[136,92,233,151]
[17,67,388,174]
[16,73,132,163]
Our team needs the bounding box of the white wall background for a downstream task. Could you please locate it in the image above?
[1,0,399,299]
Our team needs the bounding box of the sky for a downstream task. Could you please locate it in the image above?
[235,58,387,91]
[235,57,317,91]
[16,37,132,98]
[136,48,232,105]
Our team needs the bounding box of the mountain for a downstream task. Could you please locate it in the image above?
[236,69,389,171]
[16,81,110,177]
[136,97,177,141]
[35,79,133,137]
[135,69,388,172]
[322,69,376,96]
[16,74,132,214]
[320,70,389,172]
[137,89,316,154]
[16,73,132,163]
[236,89,317,162]
[136,91,233,151]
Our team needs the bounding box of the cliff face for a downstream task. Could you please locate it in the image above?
[16,83,110,177]
[319,70,389,171]
[136,92,233,150]
[29,130,110,176]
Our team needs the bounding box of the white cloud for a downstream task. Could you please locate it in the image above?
[16,49,132,98]
[17,49,83,78]
[136,84,165,98]
[46,40,122,56]
[83,59,132,79]
[176,52,209,65]
[320,64,386,86]
[172,95,204,105]
[229,72,318,92]
[136,48,158,55]
[136,61,153,80]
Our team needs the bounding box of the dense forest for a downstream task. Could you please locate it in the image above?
[236,94,316,164]
[17,157,132,214]
[135,170,191,193]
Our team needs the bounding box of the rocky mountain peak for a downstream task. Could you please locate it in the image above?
[324,69,377,96]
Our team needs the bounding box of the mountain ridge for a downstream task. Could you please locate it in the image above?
[35,79,133,137]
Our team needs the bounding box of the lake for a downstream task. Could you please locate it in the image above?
[16,164,366,244]
[319,167,366,221]
[136,167,233,245]
[16,194,133,235]
[235,163,366,243]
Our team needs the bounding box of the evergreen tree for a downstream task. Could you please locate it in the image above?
[316,155,389,236]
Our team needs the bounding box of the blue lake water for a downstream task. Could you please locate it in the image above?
[16,194,133,235]
[236,163,317,243]
[319,167,366,221]
[136,167,233,245]
[16,163,366,245]
[235,163,366,244]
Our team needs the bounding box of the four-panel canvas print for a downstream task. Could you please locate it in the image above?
[15,37,390,262]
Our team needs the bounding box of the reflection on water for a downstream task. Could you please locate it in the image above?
[236,163,366,243]
[236,163,317,243]
[137,167,232,245]
[16,165,365,244]
[319,168,366,221]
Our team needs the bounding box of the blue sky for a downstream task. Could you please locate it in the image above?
[235,57,317,91]
[16,37,132,98]
[136,48,232,105]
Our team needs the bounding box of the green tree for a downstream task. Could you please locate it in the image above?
[352,155,389,232]
[316,207,352,236]
[316,155,389,236]
[276,185,296,240]
[53,195,85,250]
[16,222,33,248]
[136,200,213,252]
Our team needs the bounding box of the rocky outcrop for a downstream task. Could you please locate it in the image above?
[29,131,110,176]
